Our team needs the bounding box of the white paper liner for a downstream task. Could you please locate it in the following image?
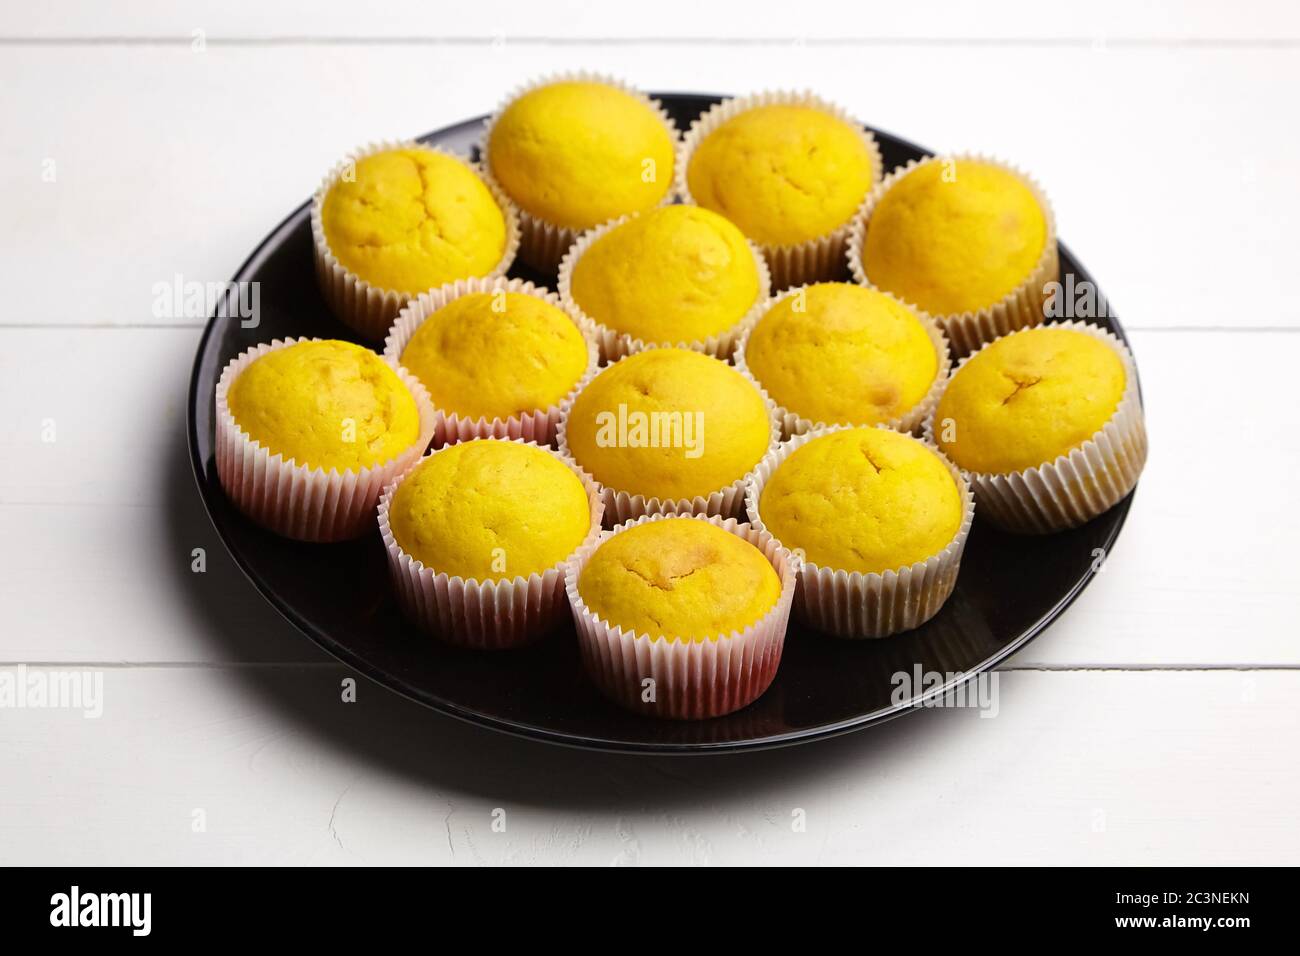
[478,72,680,275]
[555,347,784,527]
[378,438,605,650]
[381,277,598,448]
[564,513,798,719]
[922,320,1148,534]
[556,211,772,363]
[311,140,521,341]
[676,90,884,291]
[847,152,1059,357]
[215,337,438,542]
[745,424,975,639]
[732,284,953,440]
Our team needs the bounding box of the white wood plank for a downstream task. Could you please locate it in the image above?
[0,44,1296,331]
[0,666,1294,864]
[4,1,1299,42]
[0,326,1294,667]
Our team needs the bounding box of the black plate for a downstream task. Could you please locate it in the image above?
[187,93,1138,753]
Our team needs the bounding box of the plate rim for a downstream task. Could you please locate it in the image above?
[186,94,1137,754]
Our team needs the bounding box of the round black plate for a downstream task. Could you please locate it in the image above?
[187,93,1138,753]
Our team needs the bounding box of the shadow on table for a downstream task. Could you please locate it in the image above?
[164,423,989,813]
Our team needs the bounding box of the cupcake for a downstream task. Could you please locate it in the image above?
[558,205,769,361]
[746,425,973,638]
[566,514,797,719]
[678,91,882,289]
[559,348,779,525]
[379,438,603,649]
[735,282,951,438]
[848,154,1057,356]
[215,338,436,542]
[312,142,519,340]
[383,278,597,448]
[481,74,678,272]
[926,322,1147,533]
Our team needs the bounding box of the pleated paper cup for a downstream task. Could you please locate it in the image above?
[847,153,1059,357]
[478,72,680,275]
[215,337,438,543]
[923,320,1148,534]
[565,513,798,719]
[378,439,605,650]
[556,349,784,527]
[382,277,598,448]
[311,140,521,341]
[745,425,975,639]
[556,211,772,363]
[676,90,884,290]
[733,284,953,440]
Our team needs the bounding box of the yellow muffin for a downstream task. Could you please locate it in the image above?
[389,440,591,579]
[934,326,1126,475]
[569,206,761,344]
[565,349,772,500]
[578,518,781,641]
[320,147,508,294]
[862,158,1047,316]
[400,291,589,421]
[487,80,675,231]
[686,104,876,247]
[759,427,962,574]
[227,340,420,472]
[744,283,938,427]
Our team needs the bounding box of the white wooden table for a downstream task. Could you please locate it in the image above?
[2,1,1297,866]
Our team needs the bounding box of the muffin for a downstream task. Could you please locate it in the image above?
[848,154,1057,355]
[215,338,436,542]
[559,348,778,525]
[383,278,596,447]
[558,205,769,361]
[482,74,678,272]
[926,322,1147,533]
[736,282,950,438]
[566,514,797,719]
[678,91,882,289]
[746,425,973,638]
[379,437,603,648]
[312,141,519,339]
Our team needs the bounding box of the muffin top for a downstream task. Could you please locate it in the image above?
[745,283,938,427]
[227,340,421,472]
[862,158,1047,316]
[565,348,772,501]
[686,104,876,247]
[758,427,962,574]
[320,148,508,295]
[934,326,1126,474]
[388,439,591,580]
[578,518,781,642]
[487,80,675,231]
[400,291,589,421]
[569,205,761,344]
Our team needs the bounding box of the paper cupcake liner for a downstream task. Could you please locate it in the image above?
[378,438,605,650]
[478,72,680,275]
[311,140,521,341]
[676,90,884,291]
[215,337,438,543]
[745,424,975,639]
[847,153,1059,357]
[732,284,953,440]
[556,348,785,527]
[923,320,1148,534]
[381,277,599,448]
[556,212,772,363]
[565,513,798,719]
